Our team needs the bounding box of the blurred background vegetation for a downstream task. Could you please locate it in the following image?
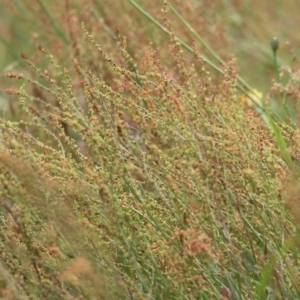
[1,0,300,98]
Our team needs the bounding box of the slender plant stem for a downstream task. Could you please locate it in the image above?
[128,0,266,111]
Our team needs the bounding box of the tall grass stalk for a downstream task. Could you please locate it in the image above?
[1,1,300,299]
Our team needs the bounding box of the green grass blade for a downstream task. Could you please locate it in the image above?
[13,0,30,19]
[169,4,223,65]
[127,0,269,113]
[128,0,223,74]
[255,256,276,300]
[265,108,293,170]
[35,0,69,44]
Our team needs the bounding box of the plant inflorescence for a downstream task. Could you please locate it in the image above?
[1,1,300,299]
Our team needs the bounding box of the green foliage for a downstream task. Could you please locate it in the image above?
[1,1,300,299]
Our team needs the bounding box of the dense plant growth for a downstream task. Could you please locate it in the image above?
[1,1,300,299]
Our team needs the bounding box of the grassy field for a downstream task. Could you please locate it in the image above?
[1,1,300,299]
